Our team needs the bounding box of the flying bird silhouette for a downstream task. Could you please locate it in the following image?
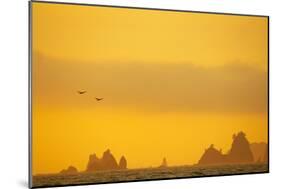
[95,97,103,101]
[77,90,87,94]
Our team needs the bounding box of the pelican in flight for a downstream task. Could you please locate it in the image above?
[77,90,87,94]
[95,97,103,101]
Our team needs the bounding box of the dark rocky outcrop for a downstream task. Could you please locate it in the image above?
[86,153,103,171]
[101,149,119,170]
[198,131,255,165]
[250,142,268,163]
[198,144,227,165]
[60,166,78,174]
[228,132,254,163]
[159,157,168,168]
[119,156,127,169]
[86,149,126,172]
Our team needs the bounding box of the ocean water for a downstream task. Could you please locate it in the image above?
[33,163,268,187]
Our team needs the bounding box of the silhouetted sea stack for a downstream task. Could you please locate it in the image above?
[228,132,254,163]
[60,166,78,174]
[198,144,226,165]
[102,149,119,170]
[86,149,127,172]
[159,157,168,168]
[86,153,103,171]
[198,131,255,165]
[119,156,127,169]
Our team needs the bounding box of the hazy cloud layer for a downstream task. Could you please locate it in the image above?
[33,53,268,113]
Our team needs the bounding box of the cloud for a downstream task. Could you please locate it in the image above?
[33,53,268,113]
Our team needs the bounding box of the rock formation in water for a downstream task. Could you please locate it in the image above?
[228,132,254,163]
[198,131,255,165]
[101,149,119,170]
[60,166,78,174]
[119,156,127,169]
[198,144,226,165]
[86,153,103,171]
[159,157,168,168]
[250,142,268,162]
[86,149,125,172]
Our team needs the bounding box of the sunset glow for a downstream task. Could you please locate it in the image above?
[32,2,268,175]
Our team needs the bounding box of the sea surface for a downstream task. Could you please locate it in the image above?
[33,163,268,188]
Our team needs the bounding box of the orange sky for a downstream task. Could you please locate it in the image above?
[32,2,268,174]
